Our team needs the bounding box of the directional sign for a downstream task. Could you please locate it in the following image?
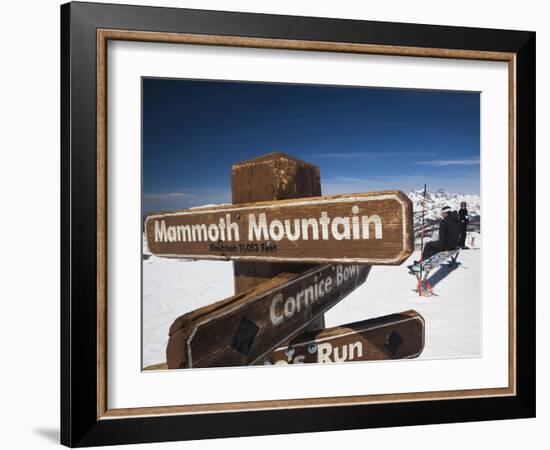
[146,190,413,265]
[261,310,425,364]
[166,264,370,368]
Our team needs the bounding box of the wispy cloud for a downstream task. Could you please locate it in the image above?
[329,176,378,183]
[143,192,195,201]
[310,151,436,160]
[143,188,231,214]
[322,173,480,196]
[415,159,480,167]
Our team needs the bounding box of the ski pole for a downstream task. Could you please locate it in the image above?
[419,184,426,288]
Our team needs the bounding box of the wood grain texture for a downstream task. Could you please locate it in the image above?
[145,190,413,264]
[98,29,515,62]
[96,30,108,419]
[95,28,518,419]
[166,272,297,369]
[231,152,324,329]
[102,385,515,418]
[231,152,321,204]
[263,310,424,364]
[167,264,370,368]
[508,56,517,393]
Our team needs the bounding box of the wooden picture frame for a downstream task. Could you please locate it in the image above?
[61,1,535,447]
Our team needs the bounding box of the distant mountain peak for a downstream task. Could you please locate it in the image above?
[406,189,480,241]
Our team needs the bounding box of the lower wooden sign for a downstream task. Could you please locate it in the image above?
[166,264,371,368]
[260,310,425,365]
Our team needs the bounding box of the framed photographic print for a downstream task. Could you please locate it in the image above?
[61,1,536,447]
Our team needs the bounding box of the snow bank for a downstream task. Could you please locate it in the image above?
[142,250,481,367]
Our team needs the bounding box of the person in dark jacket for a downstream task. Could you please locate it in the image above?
[458,201,470,249]
[421,206,461,260]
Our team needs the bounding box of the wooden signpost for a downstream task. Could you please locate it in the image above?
[231,153,324,330]
[145,190,413,264]
[261,310,425,365]
[166,264,370,368]
[142,152,423,371]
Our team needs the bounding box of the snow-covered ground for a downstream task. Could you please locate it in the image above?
[142,249,480,367]
[143,190,481,367]
[324,249,481,360]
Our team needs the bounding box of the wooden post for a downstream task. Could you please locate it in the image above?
[231,152,325,329]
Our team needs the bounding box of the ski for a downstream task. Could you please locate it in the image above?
[408,249,460,297]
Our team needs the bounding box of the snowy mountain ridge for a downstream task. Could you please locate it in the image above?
[407,189,480,244]
[407,188,480,221]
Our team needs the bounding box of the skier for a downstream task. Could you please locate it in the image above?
[458,201,470,249]
[421,206,461,260]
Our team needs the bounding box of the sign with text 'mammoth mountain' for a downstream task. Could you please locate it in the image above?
[146,190,413,264]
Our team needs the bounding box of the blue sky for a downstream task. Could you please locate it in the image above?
[143,78,480,214]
